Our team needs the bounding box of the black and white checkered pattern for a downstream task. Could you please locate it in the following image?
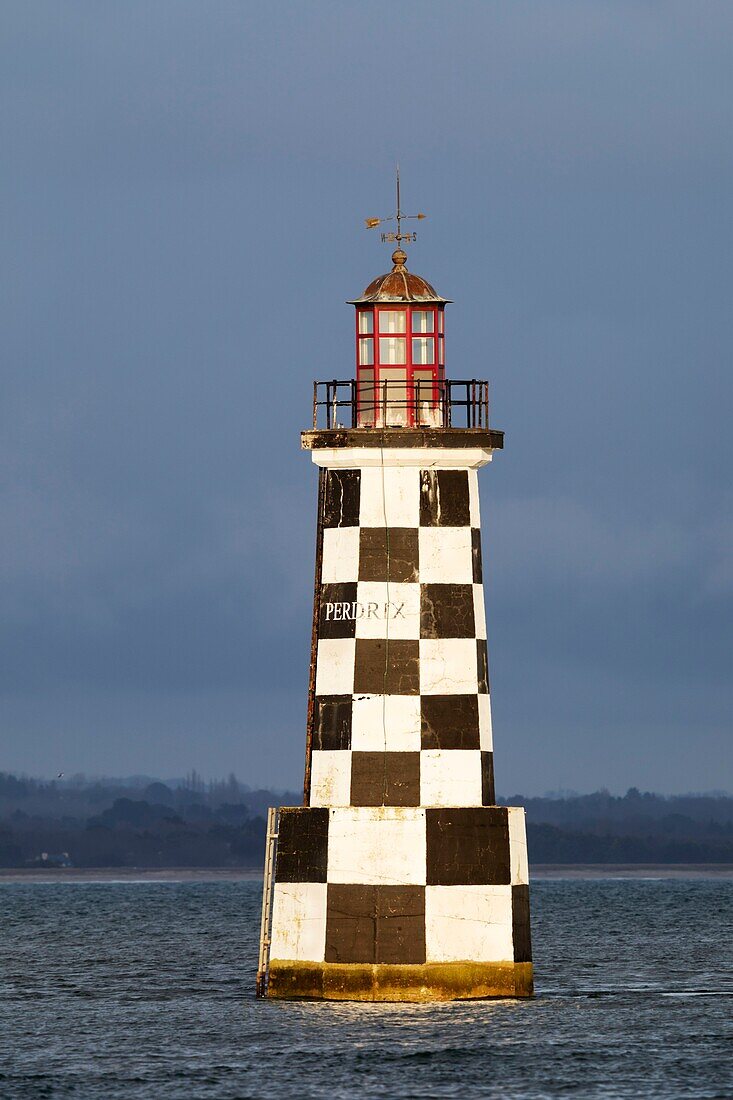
[269,804,531,966]
[309,466,494,809]
[267,455,532,976]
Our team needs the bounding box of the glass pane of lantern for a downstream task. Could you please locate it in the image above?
[358,311,374,334]
[412,310,434,333]
[438,310,444,333]
[358,369,375,426]
[413,369,441,427]
[412,337,434,365]
[438,335,444,364]
[359,338,374,366]
[379,310,406,333]
[379,337,406,364]
[378,368,408,427]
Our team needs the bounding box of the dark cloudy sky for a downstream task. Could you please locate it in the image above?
[2,1,731,794]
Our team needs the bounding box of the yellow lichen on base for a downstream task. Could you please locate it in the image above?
[267,960,533,1001]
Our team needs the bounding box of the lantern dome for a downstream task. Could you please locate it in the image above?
[349,249,450,305]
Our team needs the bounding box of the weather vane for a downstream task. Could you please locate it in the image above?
[365,167,426,246]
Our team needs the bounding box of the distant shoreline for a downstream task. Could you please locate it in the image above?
[1,864,732,884]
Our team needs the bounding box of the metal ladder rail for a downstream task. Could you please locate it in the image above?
[255,806,279,998]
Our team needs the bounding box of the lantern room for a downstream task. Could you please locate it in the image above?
[349,248,449,428]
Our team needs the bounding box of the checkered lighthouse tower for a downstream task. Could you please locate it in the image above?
[256,214,532,1001]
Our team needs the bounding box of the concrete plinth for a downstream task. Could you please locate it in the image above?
[268,960,533,1002]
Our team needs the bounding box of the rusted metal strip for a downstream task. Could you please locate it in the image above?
[303,465,326,806]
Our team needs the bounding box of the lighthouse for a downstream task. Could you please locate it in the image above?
[256,192,532,1002]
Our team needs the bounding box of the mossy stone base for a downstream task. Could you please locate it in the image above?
[267,960,533,1001]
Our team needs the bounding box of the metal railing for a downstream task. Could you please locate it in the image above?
[311,378,490,430]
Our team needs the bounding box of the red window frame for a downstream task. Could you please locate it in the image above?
[355,305,445,426]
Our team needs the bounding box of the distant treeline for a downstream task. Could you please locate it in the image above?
[510,787,733,863]
[1,772,732,868]
[0,772,298,870]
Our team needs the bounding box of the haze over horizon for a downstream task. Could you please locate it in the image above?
[4,770,731,801]
[2,2,731,795]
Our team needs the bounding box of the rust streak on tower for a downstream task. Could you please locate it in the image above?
[257,189,533,1001]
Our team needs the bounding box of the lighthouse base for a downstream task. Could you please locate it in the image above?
[267,960,533,1002]
[260,805,533,1001]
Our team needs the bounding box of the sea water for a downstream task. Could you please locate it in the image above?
[1,878,731,1098]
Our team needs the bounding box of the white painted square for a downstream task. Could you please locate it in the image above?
[507,806,529,886]
[354,581,420,639]
[321,527,360,583]
[425,885,514,962]
[351,694,422,752]
[359,467,420,528]
[419,527,474,584]
[309,750,352,807]
[327,807,426,885]
[420,749,483,807]
[473,584,487,639]
[270,882,327,962]
[315,639,355,696]
[419,639,479,695]
[478,694,493,751]
[468,470,481,528]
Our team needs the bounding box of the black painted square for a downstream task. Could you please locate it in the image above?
[319,582,358,639]
[477,639,490,694]
[325,884,426,965]
[426,807,510,886]
[275,807,329,884]
[313,695,352,751]
[471,529,483,583]
[375,885,426,964]
[420,470,471,527]
[350,751,420,806]
[359,528,419,583]
[420,694,480,749]
[512,885,532,962]
[353,639,420,695]
[481,751,495,805]
[325,884,375,964]
[420,584,476,639]
[323,470,361,529]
